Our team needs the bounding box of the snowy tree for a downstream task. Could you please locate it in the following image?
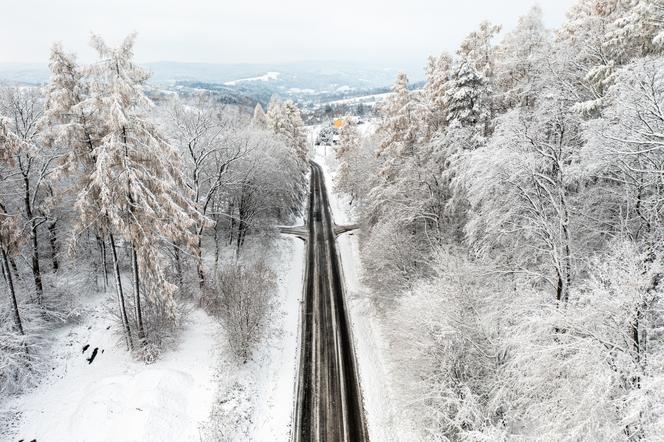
[0,87,56,308]
[494,6,550,111]
[316,126,336,146]
[444,61,489,139]
[335,118,360,160]
[0,117,27,335]
[266,97,308,166]
[376,73,423,162]
[164,98,244,288]
[605,0,664,62]
[583,56,664,243]
[252,102,267,127]
[222,127,304,255]
[385,249,506,439]
[498,241,664,440]
[444,22,500,139]
[72,34,202,354]
[461,96,581,303]
[557,0,648,114]
[423,53,453,136]
[40,43,106,282]
[265,97,308,205]
[207,259,276,363]
[334,131,379,209]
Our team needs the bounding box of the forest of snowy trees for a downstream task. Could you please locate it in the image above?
[4,0,664,440]
[0,34,308,391]
[335,0,664,439]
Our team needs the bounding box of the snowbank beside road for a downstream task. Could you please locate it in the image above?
[201,236,304,441]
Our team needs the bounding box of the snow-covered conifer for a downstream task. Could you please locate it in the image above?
[76,34,202,353]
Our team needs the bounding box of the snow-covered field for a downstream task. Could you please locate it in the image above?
[4,295,220,442]
[224,71,280,86]
[327,92,391,106]
[1,236,304,442]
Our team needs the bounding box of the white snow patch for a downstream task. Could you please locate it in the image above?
[252,237,304,439]
[224,72,281,86]
[326,92,392,106]
[335,85,354,93]
[6,297,220,442]
[288,88,316,95]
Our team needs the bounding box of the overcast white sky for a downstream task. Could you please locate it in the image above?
[1,0,577,65]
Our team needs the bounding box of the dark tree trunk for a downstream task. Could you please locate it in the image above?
[23,175,44,305]
[131,243,145,345]
[2,248,24,336]
[196,233,205,289]
[228,201,236,246]
[174,245,183,291]
[47,219,59,272]
[9,256,20,282]
[236,222,247,256]
[555,271,564,303]
[98,234,109,289]
[110,233,133,350]
[213,217,220,267]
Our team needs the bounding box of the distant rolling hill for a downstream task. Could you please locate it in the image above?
[0,60,425,113]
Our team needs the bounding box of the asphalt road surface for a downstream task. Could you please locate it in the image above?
[293,162,368,442]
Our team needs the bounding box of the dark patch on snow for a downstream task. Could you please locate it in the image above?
[86,347,99,364]
[82,344,90,353]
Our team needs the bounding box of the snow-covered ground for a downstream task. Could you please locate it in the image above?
[4,294,220,442]
[201,236,304,441]
[314,146,410,441]
[250,237,304,439]
[2,233,304,442]
[326,92,392,106]
[224,71,280,86]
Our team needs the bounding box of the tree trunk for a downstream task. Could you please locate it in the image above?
[555,270,564,303]
[213,218,220,267]
[236,222,247,257]
[174,245,183,291]
[2,248,24,335]
[109,233,133,350]
[9,256,20,282]
[560,196,572,304]
[23,176,44,305]
[196,231,205,289]
[29,227,44,305]
[228,201,236,246]
[99,234,109,290]
[131,243,146,345]
[47,219,59,272]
